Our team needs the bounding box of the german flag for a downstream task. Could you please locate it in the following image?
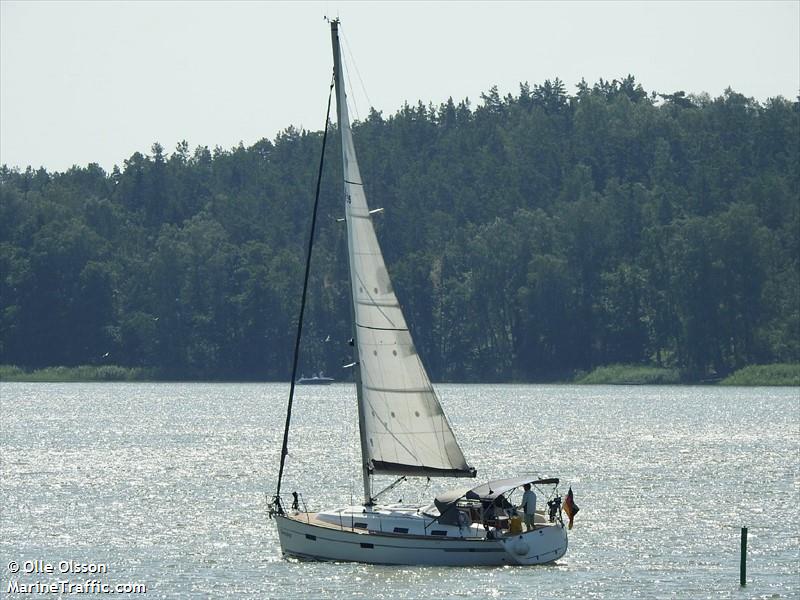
[563,487,579,530]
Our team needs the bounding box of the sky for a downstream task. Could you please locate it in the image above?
[1,0,798,173]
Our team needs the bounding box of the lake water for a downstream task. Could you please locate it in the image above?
[1,382,798,598]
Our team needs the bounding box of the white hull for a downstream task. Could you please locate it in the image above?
[275,511,567,566]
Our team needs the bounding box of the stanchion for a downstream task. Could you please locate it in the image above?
[739,526,747,586]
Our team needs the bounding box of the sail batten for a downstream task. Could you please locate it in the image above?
[332,23,473,481]
[356,300,402,308]
[357,325,408,332]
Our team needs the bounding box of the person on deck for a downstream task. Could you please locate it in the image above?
[521,483,537,531]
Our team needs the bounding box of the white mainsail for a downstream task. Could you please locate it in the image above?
[331,24,474,480]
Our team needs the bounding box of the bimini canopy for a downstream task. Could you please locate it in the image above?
[434,476,560,509]
[469,477,559,502]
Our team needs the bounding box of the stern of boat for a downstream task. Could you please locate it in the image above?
[500,523,568,565]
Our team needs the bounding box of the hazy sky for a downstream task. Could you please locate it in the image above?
[1,1,798,172]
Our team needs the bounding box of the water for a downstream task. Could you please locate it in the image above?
[1,382,798,598]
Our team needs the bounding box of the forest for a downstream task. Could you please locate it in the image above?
[1,77,798,382]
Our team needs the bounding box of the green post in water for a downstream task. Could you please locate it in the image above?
[740,527,748,586]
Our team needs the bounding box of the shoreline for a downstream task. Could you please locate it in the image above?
[2,363,798,386]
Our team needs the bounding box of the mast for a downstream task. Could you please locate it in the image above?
[330,18,372,506]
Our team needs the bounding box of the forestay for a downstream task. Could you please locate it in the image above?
[334,40,474,479]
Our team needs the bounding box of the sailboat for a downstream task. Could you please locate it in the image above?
[268,19,569,566]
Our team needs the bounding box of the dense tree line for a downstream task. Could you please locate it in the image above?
[1,77,798,381]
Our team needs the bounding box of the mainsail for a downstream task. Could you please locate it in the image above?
[331,22,475,480]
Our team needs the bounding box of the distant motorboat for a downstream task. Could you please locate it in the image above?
[296,372,334,385]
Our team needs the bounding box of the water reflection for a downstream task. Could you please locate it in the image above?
[1,382,797,598]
